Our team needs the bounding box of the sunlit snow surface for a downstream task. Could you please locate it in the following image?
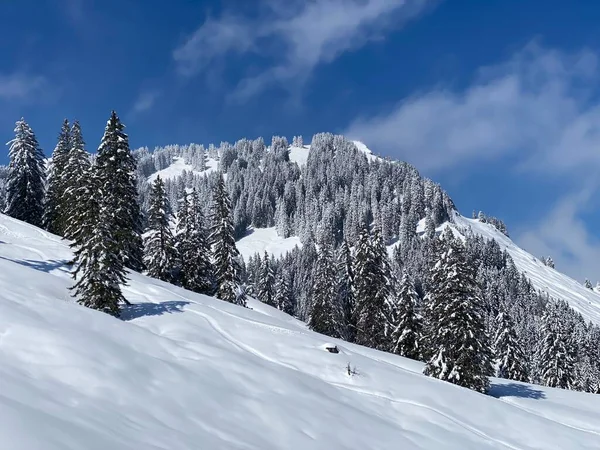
[1,214,600,449]
[452,214,600,325]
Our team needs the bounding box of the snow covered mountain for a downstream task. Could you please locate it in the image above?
[145,140,600,327]
[1,213,600,449]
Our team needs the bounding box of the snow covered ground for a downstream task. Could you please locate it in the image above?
[148,156,218,183]
[1,214,600,449]
[453,214,600,325]
[237,227,302,260]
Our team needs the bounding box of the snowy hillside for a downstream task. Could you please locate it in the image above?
[1,214,600,449]
[142,140,600,327]
[452,214,600,325]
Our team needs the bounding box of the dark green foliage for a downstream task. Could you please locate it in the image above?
[309,240,338,337]
[175,189,213,294]
[95,111,143,271]
[6,119,46,227]
[209,173,242,304]
[389,271,421,359]
[352,227,393,350]
[257,251,276,306]
[494,310,529,382]
[43,119,71,235]
[143,176,177,282]
[63,121,92,241]
[423,229,492,393]
[70,171,128,317]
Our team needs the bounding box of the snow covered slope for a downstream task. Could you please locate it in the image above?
[453,214,600,325]
[1,214,600,449]
[237,227,302,260]
[148,156,218,183]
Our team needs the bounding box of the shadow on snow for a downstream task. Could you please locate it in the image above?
[0,256,70,273]
[121,300,190,321]
[488,382,546,400]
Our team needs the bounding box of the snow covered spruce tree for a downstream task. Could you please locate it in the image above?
[62,121,91,241]
[274,268,294,315]
[175,189,213,294]
[209,173,243,305]
[539,303,575,389]
[43,119,71,235]
[335,239,355,341]
[309,238,339,337]
[70,169,128,316]
[493,310,528,382]
[5,118,46,227]
[257,251,276,306]
[389,270,421,360]
[143,176,177,282]
[423,228,492,393]
[95,111,143,271]
[352,226,394,350]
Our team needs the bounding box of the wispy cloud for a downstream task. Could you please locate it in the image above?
[516,185,600,282]
[0,72,47,101]
[131,90,160,115]
[345,41,600,280]
[173,0,435,99]
[345,42,599,174]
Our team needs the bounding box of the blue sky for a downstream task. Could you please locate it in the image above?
[2,0,600,282]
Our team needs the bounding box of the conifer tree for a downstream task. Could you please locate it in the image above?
[6,119,46,226]
[539,305,575,389]
[175,189,213,294]
[493,310,528,381]
[335,239,354,341]
[43,119,71,235]
[95,111,143,271]
[209,173,242,304]
[389,271,421,359]
[257,251,276,306]
[274,269,294,315]
[423,228,492,393]
[63,121,91,241]
[309,239,338,337]
[70,170,128,316]
[143,176,177,282]
[352,227,393,350]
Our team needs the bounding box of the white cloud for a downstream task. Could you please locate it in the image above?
[345,43,600,174]
[516,185,600,283]
[345,42,600,281]
[173,0,434,98]
[0,72,46,101]
[131,90,160,115]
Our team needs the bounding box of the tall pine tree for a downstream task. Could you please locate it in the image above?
[423,229,492,393]
[274,268,294,315]
[143,176,177,282]
[6,119,46,226]
[63,120,91,241]
[175,189,213,294]
[257,251,276,306]
[309,239,338,337]
[70,170,128,316]
[95,111,143,271]
[389,271,421,359]
[493,310,528,382]
[209,173,242,304]
[539,305,575,389]
[43,119,71,235]
[352,227,393,350]
[335,239,354,341]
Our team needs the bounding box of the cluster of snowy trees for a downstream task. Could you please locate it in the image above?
[3,115,244,316]
[3,121,599,394]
